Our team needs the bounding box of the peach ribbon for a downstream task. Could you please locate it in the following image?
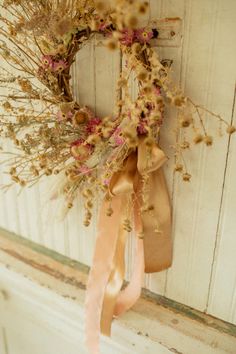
[85,140,172,354]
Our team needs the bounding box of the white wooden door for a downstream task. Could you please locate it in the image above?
[0,0,236,325]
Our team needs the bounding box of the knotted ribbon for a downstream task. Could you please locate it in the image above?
[85,139,172,354]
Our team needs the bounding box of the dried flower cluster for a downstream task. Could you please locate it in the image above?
[0,0,235,225]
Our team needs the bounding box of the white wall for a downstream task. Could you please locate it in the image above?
[0,0,236,325]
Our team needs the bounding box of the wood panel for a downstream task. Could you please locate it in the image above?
[0,327,8,354]
[204,0,236,323]
[0,0,236,325]
[147,0,186,296]
[163,0,236,315]
[207,87,236,323]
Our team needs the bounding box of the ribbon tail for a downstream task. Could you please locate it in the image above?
[85,196,123,354]
[100,199,129,336]
[142,168,172,273]
[114,199,145,317]
[114,238,144,316]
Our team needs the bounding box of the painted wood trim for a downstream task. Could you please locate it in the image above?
[0,0,235,327]
[0,327,8,354]
[207,87,236,323]
[0,266,172,354]
[0,228,236,354]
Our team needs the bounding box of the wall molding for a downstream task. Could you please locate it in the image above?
[0,228,235,354]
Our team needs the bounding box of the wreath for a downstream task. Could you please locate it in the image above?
[0,1,235,353]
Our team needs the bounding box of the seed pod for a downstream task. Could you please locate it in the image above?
[106,207,113,217]
[137,69,148,81]
[180,116,192,128]
[182,173,191,182]
[84,219,90,227]
[227,125,236,135]
[73,111,88,125]
[86,200,93,209]
[20,180,26,187]
[204,135,213,146]
[138,232,144,239]
[180,141,190,149]
[125,14,138,29]
[106,38,118,51]
[193,134,204,144]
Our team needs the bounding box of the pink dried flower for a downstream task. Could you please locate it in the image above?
[99,23,107,31]
[93,15,109,32]
[137,121,148,135]
[120,29,135,46]
[154,87,161,96]
[67,111,74,119]
[57,110,73,121]
[71,138,84,146]
[113,127,124,146]
[97,18,109,31]
[86,118,101,134]
[42,55,53,69]
[53,60,68,72]
[70,139,92,161]
[103,178,110,186]
[135,28,153,44]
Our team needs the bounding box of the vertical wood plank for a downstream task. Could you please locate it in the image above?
[0,327,8,354]
[0,155,9,230]
[27,184,44,244]
[125,68,138,282]
[0,0,236,325]
[16,189,30,240]
[165,0,236,311]
[147,0,185,296]
[0,143,20,235]
[37,176,61,251]
[205,0,236,323]
[207,88,236,324]
[94,39,121,117]
[67,40,97,263]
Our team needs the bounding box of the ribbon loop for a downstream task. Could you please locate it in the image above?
[109,152,137,196]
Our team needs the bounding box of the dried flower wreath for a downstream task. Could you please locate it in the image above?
[0,0,235,353]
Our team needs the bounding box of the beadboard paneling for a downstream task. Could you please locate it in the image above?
[207,87,236,324]
[0,0,236,325]
[164,0,236,314]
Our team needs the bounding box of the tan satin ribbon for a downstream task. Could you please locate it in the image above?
[85,156,135,354]
[100,195,129,336]
[137,139,172,273]
[85,196,124,354]
[85,140,172,354]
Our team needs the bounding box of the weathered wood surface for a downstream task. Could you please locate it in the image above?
[0,0,236,325]
[0,236,235,354]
